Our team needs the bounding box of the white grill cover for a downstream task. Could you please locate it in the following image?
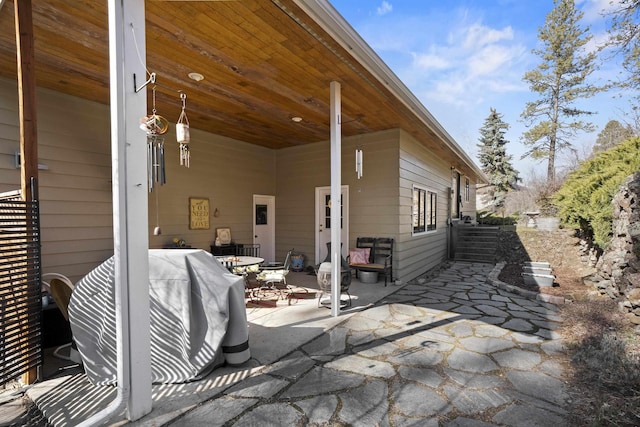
[68,249,250,385]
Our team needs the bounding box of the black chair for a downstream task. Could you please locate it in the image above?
[236,243,260,257]
[222,259,237,272]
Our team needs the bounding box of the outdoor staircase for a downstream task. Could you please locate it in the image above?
[453,226,500,263]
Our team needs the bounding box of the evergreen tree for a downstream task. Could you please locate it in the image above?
[593,119,634,152]
[555,137,640,247]
[477,108,520,210]
[605,1,640,93]
[520,0,601,183]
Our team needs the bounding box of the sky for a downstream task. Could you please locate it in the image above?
[328,0,636,182]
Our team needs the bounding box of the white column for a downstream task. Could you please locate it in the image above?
[108,0,152,420]
[330,81,341,317]
[78,3,152,425]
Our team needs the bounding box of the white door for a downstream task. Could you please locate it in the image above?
[253,195,275,263]
[315,186,349,265]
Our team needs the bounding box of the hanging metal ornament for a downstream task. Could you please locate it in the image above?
[176,92,190,168]
[140,86,168,192]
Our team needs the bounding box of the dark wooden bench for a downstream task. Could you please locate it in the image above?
[348,237,394,286]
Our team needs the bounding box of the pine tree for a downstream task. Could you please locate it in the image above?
[477,108,520,210]
[605,0,640,93]
[521,0,601,183]
[593,120,634,153]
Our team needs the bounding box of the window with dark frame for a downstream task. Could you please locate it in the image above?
[412,186,437,233]
[465,178,470,202]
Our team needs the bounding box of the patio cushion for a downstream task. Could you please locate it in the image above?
[349,248,370,264]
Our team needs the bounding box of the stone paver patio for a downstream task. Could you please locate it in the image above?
[169,262,569,426]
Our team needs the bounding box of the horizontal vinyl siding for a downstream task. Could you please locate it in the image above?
[0,78,113,283]
[274,141,327,262]
[398,129,455,282]
[276,129,400,268]
[147,128,276,251]
[0,81,22,194]
[2,77,276,283]
[3,75,476,285]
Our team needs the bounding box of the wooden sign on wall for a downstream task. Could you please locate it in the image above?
[189,197,210,230]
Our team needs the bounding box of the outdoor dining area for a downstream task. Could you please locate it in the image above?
[27,243,399,426]
[57,236,393,386]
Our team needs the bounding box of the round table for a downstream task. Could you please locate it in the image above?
[216,255,264,268]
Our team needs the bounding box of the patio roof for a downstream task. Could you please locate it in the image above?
[0,0,486,182]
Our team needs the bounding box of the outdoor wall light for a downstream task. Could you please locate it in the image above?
[14,152,48,170]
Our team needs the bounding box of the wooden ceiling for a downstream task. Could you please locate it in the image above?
[0,0,482,177]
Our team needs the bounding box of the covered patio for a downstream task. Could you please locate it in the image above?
[1,0,487,423]
[26,270,403,426]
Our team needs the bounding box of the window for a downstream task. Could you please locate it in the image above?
[412,185,437,234]
[465,178,470,202]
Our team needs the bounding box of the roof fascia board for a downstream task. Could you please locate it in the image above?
[292,0,487,183]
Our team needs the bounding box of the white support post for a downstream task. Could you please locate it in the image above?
[113,0,153,419]
[85,0,152,424]
[330,81,341,317]
[78,3,152,425]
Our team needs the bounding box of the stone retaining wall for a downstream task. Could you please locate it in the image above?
[583,173,640,324]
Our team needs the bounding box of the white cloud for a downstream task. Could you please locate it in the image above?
[412,52,451,71]
[467,44,521,77]
[377,1,392,16]
[407,19,527,111]
[581,0,619,22]
[462,24,514,50]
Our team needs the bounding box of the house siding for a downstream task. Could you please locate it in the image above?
[274,129,400,266]
[398,129,477,281]
[0,77,276,283]
[1,78,113,281]
[146,127,276,252]
[2,77,480,285]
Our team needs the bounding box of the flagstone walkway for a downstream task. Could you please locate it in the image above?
[167,262,569,426]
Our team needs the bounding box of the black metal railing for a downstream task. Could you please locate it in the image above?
[0,189,42,385]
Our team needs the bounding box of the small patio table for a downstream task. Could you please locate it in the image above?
[216,255,264,268]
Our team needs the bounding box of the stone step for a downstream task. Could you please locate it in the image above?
[454,226,499,263]
[457,236,498,243]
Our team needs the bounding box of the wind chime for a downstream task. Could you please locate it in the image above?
[176,92,190,168]
[139,83,191,235]
[141,85,168,190]
[140,86,168,234]
[355,146,363,179]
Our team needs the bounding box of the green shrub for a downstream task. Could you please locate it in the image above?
[555,137,640,248]
[476,211,519,226]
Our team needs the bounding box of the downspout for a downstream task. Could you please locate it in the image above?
[77,0,152,424]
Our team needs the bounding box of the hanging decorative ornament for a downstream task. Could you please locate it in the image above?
[355,147,363,179]
[176,92,190,168]
[140,86,168,192]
